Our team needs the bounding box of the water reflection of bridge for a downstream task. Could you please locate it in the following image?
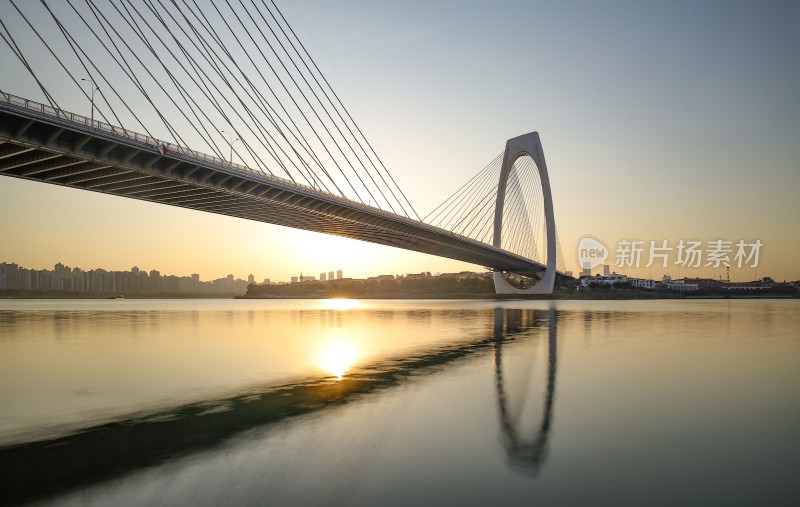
[494,307,558,474]
[0,306,560,505]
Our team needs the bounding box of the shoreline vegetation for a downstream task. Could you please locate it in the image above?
[238,293,799,300]
[2,278,797,300]
[0,291,795,300]
[237,278,798,300]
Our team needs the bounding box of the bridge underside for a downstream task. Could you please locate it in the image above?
[0,104,547,275]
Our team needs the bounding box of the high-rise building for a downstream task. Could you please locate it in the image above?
[248,274,255,284]
[164,276,180,292]
[603,264,610,276]
[336,269,343,280]
[328,271,335,281]
[147,270,160,292]
[0,263,19,289]
[291,276,298,284]
[263,278,271,285]
[320,272,327,282]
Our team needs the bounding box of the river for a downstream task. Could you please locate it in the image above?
[1,299,798,506]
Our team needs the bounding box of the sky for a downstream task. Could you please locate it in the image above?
[1,0,799,283]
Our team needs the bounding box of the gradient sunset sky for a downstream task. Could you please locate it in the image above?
[1,0,798,282]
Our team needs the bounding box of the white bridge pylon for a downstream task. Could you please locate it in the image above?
[493,132,557,295]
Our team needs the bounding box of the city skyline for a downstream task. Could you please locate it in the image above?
[3,257,793,292]
[0,260,352,291]
[0,260,250,294]
[1,1,798,281]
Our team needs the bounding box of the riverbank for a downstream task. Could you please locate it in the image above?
[236,291,797,300]
[2,289,796,300]
[0,290,240,299]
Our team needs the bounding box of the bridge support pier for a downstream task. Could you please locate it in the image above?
[492,132,556,295]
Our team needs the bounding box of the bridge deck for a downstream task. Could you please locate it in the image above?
[0,93,547,275]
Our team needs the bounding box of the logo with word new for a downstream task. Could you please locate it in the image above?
[577,236,609,271]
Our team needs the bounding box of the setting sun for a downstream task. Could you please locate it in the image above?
[323,299,360,311]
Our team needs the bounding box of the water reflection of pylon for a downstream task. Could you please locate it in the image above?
[493,306,558,474]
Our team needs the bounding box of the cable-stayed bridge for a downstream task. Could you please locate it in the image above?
[0,0,567,293]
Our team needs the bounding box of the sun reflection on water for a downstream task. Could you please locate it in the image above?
[318,341,359,380]
[323,299,359,311]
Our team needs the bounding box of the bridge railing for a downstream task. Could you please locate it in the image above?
[0,91,268,175]
[0,90,409,219]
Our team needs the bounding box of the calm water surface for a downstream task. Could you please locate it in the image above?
[0,299,798,506]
